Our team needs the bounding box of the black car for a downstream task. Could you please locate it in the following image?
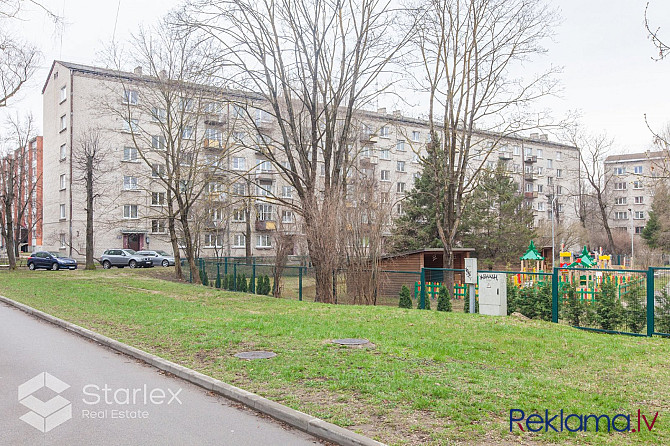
[27,251,78,270]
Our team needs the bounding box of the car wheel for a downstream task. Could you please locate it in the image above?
[162,260,169,267]
[103,260,112,269]
[28,262,36,270]
[51,263,60,271]
[129,260,137,268]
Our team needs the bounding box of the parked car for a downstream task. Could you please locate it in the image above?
[99,249,154,269]
[27,251,78,271]
[135,250,175,267]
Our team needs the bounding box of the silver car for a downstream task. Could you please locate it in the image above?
[136,250,175,267]
[99,249,154,269]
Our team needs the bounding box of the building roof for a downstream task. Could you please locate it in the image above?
[381,247,475,260]
[604,150,668,163]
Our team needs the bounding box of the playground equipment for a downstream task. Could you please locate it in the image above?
[520,241,545,272]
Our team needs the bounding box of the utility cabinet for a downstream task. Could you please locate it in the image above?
[477,273,507,316]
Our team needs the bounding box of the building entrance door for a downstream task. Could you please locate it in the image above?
[128,233,141,251]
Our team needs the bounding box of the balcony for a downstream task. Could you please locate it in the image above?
[255,220,276,231]
[524,191,538,199]
[255,119,274,133]
[203,139,222,149]
[524,172,535,181]
[359,131,378,144]
[498,152,513,161]
[524,156,537,164]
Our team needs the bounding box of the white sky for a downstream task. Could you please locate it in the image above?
[2,0,670,154]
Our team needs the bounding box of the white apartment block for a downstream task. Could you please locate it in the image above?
[42,61,580,259]
[604,150,669,237]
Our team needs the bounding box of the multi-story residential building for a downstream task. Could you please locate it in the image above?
[0,136,43,253]
[41,61,580,258]
[604,150,669,237]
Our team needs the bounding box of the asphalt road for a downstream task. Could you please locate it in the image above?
[0,302,323,446]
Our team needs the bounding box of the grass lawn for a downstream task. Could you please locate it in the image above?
[1,269,669,445]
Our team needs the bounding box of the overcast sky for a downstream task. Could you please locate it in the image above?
[3,0,670,154]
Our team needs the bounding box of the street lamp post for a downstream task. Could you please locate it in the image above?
[628,208,634,268]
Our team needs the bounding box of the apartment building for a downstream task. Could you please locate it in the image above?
[41,60,580,258]
[604,150,669,236]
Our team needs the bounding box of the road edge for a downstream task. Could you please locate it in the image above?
[0,295,385,446]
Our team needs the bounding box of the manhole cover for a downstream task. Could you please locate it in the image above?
[234,351,277,360]
[332,338,370,346]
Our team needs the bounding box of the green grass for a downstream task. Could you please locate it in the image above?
[1,269,669,445]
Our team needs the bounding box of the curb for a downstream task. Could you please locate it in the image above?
[0,295,385,446]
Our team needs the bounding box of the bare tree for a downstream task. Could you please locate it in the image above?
[182,0,413,302]
[645,2,670,60]
[412,0,562,290]
[71,128,112,269]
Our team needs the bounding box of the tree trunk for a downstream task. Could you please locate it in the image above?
[166,190,183,280]
[4,199,16,270]
[596,191,615,253]
[179,212,200,284]
[85,156,95,269]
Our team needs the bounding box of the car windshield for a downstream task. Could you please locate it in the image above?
[124,249,136,255]
[49,252,63,258]
[156,250,171,256]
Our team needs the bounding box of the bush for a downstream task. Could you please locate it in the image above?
[425,293,431,310]
[221,274,227,290]
[228,274,236,291]
[656,290,670,334]
[256,276,263,295]
[200,269,209,287]
[240,274,248,292]
[399,285,412,309]
[623,283,646,333]
[215,274,221,289]
[565,282,582,326]
[535,282,552,322]
[437,286,452,312]
[516,287,537,319]
[596,278,623,331]
[506,280,519,315]
[265,275,272,295]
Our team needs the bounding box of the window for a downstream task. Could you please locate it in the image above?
[411,131,420,142]
[123,118,139,132]
[397,182,406,193]
[256,234,272,248]
[59,204,66,219]
[412,153,420,164]
[257,160,272,172]
[232,104,245,118]
[537,202,545,211]
[151,107,166,123]
[60,86,67,102]
[634,196,644,204]
[151,163,165,178]
[59,174,66,190]
[556,185,563,195]
[380,149,390,160]
[379,126,390,138]
[361,146,371,158]
[556,151,562,160]
[380,170,390,181]
[182,126,194,139]
[123,89,138,105]
[635,226,645,234]
[60,144,67,161]
[558,204,564,213]
[634,166,643,174]
[396,161,406,172]
[634,211,645,219]
[536,149,543,158]
[123,204,138,219]
[232,208,246,222]
[614,211,628,220]
[232,157,246,170]
[615,197,627,205]
[233,234,246,248]
[205,128,222,147]
[256,180,273,197]
[281,186,293,198]
[525,183,533,193]
[123,176,138,190]
[396,203,403,215]
[633,181,643,189]
[281,210,294,223]
[204,233,223,248]
[257,204,273,221]
[556,169,563,178]
[537,184,543,193]
[232,132,245,143]
[150,135,165,150]
[381,192,389,203]
[547,159,553,168]
[179,97,193,111]
[123,146,138,161]
[60,115,67,131]
[614,167,626,175]
[525,147,532,157]
[204,102,222,114]
[60,233,66,248]
[396,140,405,151]
[513,146,520,156]
[151,191,166,206]
[536,167,543,176]
[614,182,626,190]
[151,219,166,233]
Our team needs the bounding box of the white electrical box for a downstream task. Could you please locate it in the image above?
[464,258,477,284]
[477,272,507,316]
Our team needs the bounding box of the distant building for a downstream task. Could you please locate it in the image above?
[41,60,580,258]
[604,150,669,237]
[0,136,43,253]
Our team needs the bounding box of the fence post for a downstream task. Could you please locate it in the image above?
[233,263,237,291]
[551,267,559,323]
[224,257,228,275]
[250,260,256,294]
[216,263,220,287]
[299,266,303,301]
[647,268,655,337]
[420,268,426,310]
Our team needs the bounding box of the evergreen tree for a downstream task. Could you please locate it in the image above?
[641,211,661,249]
[228,274,236,291]
[641,183,670,251]
[425,292,431,310]
[535,282,552,321]
[623,283,646,334]
[565,282,582,326]
[201,269,209,286]
[437,286,452,312]
[399,285,412,309]
[458,164,535,267]
[655,290,670,334]
[596,277,623,331]
[221,274,227,290]
[215,274,221,289]
[257,276,264,295]
[240,274,248,292]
